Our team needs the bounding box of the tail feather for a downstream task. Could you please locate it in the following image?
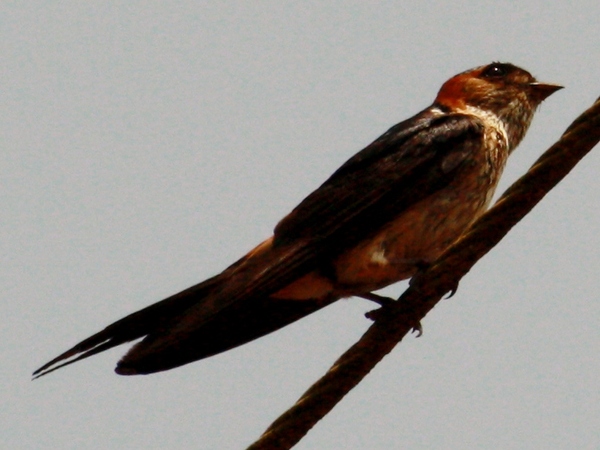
[33,271,336,378]
[32,275,222,379]
[115,295,335,375]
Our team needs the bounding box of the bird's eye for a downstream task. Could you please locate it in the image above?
[481,63,511,79]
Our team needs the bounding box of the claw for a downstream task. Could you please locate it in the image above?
[412,322,423,337]
[444,281,460,299]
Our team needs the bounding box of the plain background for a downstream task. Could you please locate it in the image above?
[2,2,599,449]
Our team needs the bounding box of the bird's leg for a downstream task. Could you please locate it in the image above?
[407,259,459,298]
[361,292,395,322]
[358,292,396,307]
[410,269,460,299]
[360,293,422,336]
[360,259,435,333]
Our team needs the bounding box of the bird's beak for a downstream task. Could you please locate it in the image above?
[529,82,564,102]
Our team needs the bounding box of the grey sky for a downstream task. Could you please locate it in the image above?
[2,2,599,449]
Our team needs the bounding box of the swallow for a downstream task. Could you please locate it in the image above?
[33,62,562,378]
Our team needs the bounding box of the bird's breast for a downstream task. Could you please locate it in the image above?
[332,137,509,294]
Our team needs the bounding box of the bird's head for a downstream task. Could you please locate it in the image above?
[435,62,563,150]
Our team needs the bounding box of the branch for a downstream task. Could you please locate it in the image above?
[247,96,600,450]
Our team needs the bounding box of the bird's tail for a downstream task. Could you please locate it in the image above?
[32,272,333,378]
[32,274,223,379]
[114,294,331,375]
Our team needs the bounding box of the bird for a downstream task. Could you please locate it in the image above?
[33,62,562,378]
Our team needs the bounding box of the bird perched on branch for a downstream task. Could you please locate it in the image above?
[34,62,561,378]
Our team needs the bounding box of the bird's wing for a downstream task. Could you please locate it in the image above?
[136,111,484,333]
[33,111,483,377]
[273,111,482,246]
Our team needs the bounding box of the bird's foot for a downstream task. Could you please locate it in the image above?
[358,292,396,307]
[364,307,423,337]
[408,260,459,299]
[361,293,396,321]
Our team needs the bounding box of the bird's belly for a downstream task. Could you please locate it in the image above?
[333,175,496,294]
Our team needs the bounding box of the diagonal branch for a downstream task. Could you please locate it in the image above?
[246,95,600,450]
